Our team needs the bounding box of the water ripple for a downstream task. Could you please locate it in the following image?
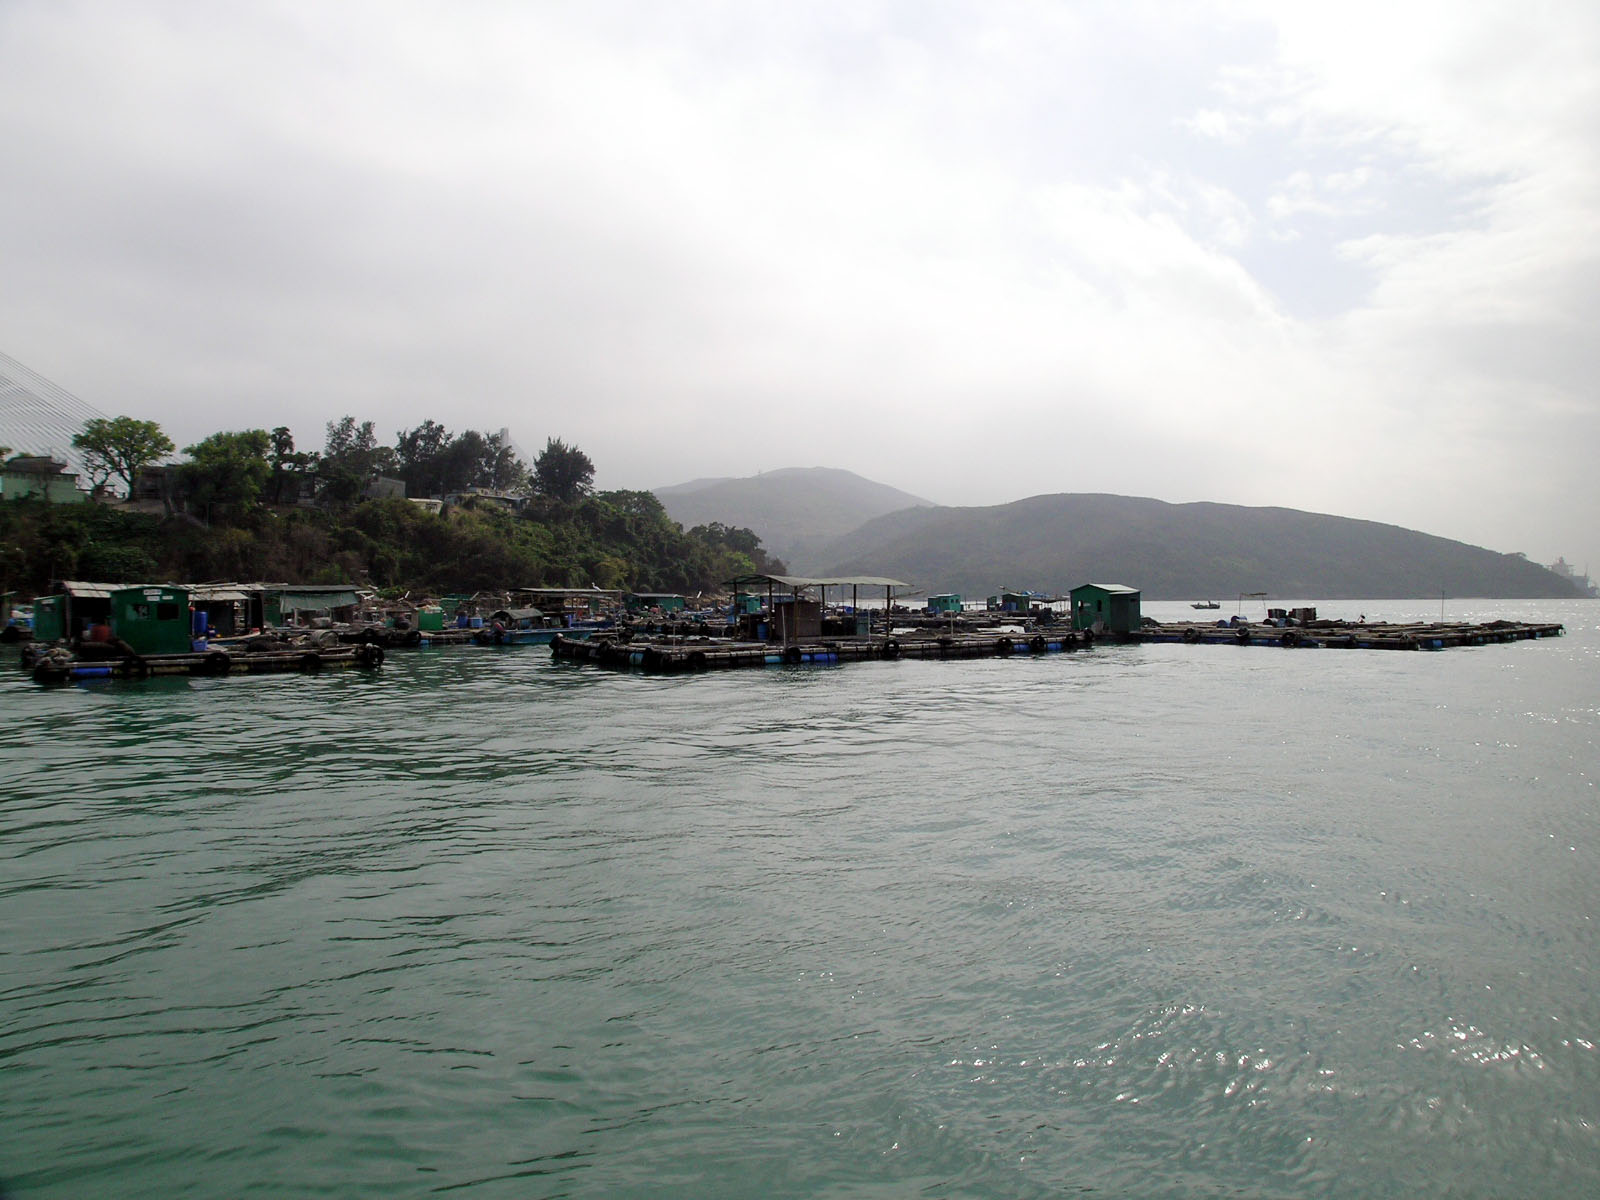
[3,608,1599,1197]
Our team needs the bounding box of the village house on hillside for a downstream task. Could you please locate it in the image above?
[0,455,87,504]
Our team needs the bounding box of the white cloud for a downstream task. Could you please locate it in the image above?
[1182,108,1245,143]
[0,0,1595,570]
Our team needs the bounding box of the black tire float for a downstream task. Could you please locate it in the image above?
[32,659,70,684]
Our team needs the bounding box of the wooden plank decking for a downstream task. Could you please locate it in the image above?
[552,618,1564,674]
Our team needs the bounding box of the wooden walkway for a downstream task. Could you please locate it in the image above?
[552,618,1564,674]
[552,630,1095,673]
[29,643,385,684]
[1140,619,1566,651]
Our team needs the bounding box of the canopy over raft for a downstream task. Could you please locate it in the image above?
[723,573,912,607]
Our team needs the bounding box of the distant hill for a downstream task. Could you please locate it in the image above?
[654,467,934,571]
[814,493,1582,600]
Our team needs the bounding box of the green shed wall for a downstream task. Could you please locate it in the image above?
[33,595,66,642]
[111,586,192,655]
[1070,587,1141,633]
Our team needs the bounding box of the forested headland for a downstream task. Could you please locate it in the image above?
[0,416,783,597]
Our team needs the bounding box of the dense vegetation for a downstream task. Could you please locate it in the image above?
[1,416,783,597]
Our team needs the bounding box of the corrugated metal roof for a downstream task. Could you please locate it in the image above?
[274,589,360,611]
[514,587,621,597]
[257,583,370,595]
[814,576,912,588]
[57,580,119,598]
[490,608,544,621]
[726,573,912,590]
[1074,583,1140,594]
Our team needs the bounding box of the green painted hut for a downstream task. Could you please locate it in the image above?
[37,581,117,640]
[989,589,1040,613]
[110,584,192,655]
[31,594,67,642]
[258,584,363,627]
[1070,583,1141,633]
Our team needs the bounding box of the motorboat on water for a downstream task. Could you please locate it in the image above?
[473,607,606,646]
[1191,600,1221,610]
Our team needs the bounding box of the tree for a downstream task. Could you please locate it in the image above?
[321,416,398,506]
[483,430,529,493]
[689,521,785,574]
[532,437,595,502]
[441,429,491,493]
[72,416,175,497]
[181,430,273,523]
[78,542,159,582]
[395,420,455,497]
[394,422,529,498]
[268,426,317,503]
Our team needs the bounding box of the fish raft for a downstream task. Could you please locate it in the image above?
[1141,618,1565,650]
[555,628,1098,673]
[27,641,385,684]
[554,617,1564,674]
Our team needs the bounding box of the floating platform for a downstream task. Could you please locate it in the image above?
[553,630,1097,673]
[1141,619,1565,650]
[419,629,475,646]
[553,618,1564,675]
[29,642,385,684]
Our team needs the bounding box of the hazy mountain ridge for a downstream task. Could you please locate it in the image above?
[652,467,934,570]
[652,476,736,496]
[817,492,1580,599]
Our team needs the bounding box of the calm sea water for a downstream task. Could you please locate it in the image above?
[3,599,1597,1198]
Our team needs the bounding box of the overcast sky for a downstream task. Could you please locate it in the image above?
[3,1,1596,574]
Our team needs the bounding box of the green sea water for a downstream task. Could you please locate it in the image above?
[3,599,1598,1198]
